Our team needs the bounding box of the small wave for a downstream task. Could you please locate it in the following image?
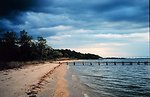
[83,74,107,79]
[81,82,97,91]
[125,84,142,89]
[143,77,150,80]
[70,59,150,97]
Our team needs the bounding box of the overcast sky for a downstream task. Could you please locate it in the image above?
[0,0,149,57]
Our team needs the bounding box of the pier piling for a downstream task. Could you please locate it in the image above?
[67,61,149,66]
[90,62,92,65]
[144,62,148,65]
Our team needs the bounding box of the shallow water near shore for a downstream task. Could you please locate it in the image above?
[68,58,150,97]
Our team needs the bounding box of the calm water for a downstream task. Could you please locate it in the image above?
[69,58,150,97]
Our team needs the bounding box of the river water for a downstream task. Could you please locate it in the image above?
[68,58,150,97]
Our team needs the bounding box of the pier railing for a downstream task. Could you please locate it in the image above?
[62,61,150,65]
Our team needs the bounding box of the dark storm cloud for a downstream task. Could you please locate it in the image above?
[0,0,37,32]
[0,0,35,19]
[63,0,149,24]
[0,0,149,33]
[92,0,149,23]
[92,0,139,12]
[0,0,54,33]
[0,0,56,19]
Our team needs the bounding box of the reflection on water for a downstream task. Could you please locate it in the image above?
[70,58,150,97]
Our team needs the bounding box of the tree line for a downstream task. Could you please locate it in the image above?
[0,30,101,62]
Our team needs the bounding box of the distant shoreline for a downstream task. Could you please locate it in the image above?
[104,57,150,59]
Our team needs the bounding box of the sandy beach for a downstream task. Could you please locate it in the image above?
[0,62,70,97]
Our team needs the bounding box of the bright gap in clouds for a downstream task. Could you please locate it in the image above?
[46,26,149,57]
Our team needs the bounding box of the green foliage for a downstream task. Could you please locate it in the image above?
[0,30,101,62]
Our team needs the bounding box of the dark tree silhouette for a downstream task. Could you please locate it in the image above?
[36,37,47,60]
[0,30,101,63]
[19,30,32,61]
[0,31,18,61]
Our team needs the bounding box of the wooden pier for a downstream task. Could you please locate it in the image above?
[63,61,150,66]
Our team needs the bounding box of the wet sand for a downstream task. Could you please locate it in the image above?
[66,65,85,97]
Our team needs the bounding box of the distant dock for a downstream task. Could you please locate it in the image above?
[62,61,150,66]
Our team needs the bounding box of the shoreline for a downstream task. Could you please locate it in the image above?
[66,65,85,97]
[1,59,149,97]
